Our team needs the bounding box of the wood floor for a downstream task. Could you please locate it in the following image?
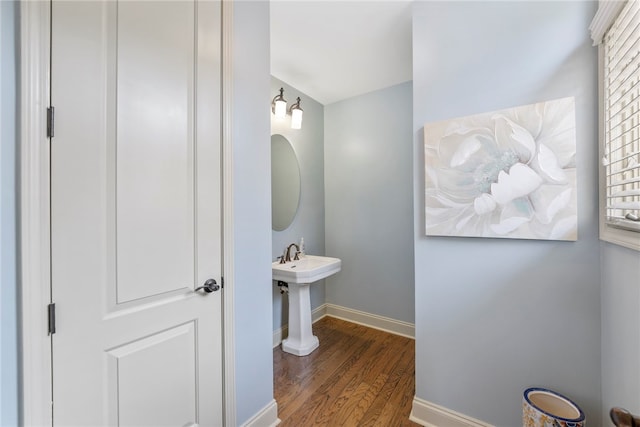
[273,316,420,426]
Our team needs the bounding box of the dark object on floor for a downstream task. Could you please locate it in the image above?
[611,407,640,427]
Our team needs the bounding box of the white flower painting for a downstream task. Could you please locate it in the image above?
[424,97,577,241]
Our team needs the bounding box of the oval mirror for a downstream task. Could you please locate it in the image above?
[271,134,301,231]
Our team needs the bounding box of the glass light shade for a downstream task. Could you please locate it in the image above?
[274,99,287,119]
[291,108,303,130]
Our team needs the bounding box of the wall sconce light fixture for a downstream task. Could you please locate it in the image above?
[272,87,287,119]
[272,88,304,129]
[289,97,303,130]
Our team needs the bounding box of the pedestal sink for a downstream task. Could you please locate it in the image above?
[272,255,341,356]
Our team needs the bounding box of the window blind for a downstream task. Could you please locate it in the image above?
[603,0,640,232]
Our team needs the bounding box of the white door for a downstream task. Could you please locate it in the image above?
[50,1,223,425]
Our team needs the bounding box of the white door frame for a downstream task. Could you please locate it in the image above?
[19,1,236,425]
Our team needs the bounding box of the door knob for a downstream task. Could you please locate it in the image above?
[195,278,219,293]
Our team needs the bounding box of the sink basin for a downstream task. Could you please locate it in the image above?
[272,255,341,284]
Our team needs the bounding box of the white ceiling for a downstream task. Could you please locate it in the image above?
[270,0,413,106]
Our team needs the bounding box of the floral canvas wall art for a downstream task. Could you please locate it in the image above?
[424,97,577,241]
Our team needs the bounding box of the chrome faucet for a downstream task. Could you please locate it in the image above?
[284,243,300,262]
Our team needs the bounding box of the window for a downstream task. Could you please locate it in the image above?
[592,0,640,250]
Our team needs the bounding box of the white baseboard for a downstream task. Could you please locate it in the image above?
[410,397,493,427]
[272,303,415,348]
[273,304,328,348]
[241,399,280,427]
[325,304,415,339]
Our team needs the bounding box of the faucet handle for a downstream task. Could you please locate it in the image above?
[294,251,300,261]
[277,255,286,264]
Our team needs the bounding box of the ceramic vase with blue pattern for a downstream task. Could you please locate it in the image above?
[523,387,585,427]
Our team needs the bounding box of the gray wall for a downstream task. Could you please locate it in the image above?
[231,1,275,424]
[270,77,325,332]
[412,2,601,425]
[601,242,640,425]
[1,1,19,425]
[325,82,415,324]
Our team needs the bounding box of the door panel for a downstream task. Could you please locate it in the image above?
[50,1,222,425]
[106,323,197,426]
[116,0,195,303]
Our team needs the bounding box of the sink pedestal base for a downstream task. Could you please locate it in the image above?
[282,282,319,356]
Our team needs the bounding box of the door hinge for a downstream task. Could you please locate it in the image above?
[48,303,56,335]
[46,106,55,138]
[221,276,224,289]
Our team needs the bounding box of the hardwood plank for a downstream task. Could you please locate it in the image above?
[334,373,388,426]
[274,319,348,390]
[274,316,420,426]
[371,356,416,427]
[359,340,415,427]
[279,327,378,423]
